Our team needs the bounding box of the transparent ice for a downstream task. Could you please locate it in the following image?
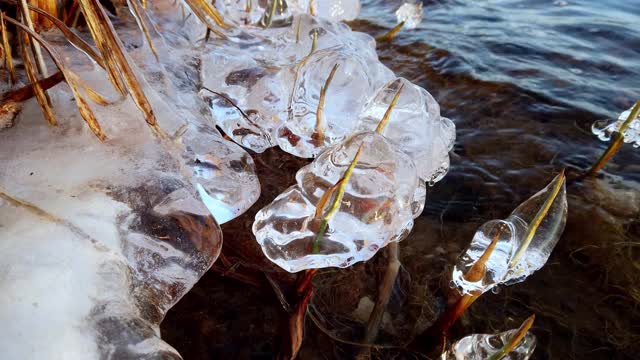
[288,0,362,21]
[395,2,424,30]
[253,131,419,272]
[451,173,567,295]
[592,105,640,148]
[442,328,537,360]
[357,77,455,183]
[278,47,394,158]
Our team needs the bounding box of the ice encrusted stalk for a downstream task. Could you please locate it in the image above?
[588,100,640,176]
[452,171,567,296]
[378,2,423,42]
[425,172,567,337]
[442,315,537,360]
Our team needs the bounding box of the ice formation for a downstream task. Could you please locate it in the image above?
[0,77,224,359]
[253,131,420,272]
[288,0,362,21]
[451,173,567,295]
[102,0,261,224]
[357,77,455,183]
[592,104,640,148]
[277,47,394,157]
[395,2,424,30]
[442,328,537,360]
[0,0,270,358]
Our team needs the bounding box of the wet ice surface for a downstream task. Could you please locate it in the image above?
[592,105,640,148]
[442,328,536,360]
[0,84,223,359]
[451,173,567,295]
[253,131,419,272]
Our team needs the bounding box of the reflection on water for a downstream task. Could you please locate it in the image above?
[162,1,640,359]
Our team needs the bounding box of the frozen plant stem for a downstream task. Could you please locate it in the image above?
[363,243,400,344]
[312,85,403,254]
[587,100,640,176]
[486,315,536,360]
[377,21,405,42]
[313,63,340,146]
[356,85,404,347]
[509,169,565,267]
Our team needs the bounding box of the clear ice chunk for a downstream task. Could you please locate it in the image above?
[288,0,362,21]
[591,105,640,148]
[253,131,419,272]
[357,77,455,183]
[442,328,537,360]
[113,3,262,222]
[277,47,394,158]
[451,173,567,295]
[200,45,291,152]
[395,2,424,30]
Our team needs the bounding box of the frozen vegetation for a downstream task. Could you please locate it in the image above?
[592,104,640,148]
[442,327,536,360]
[451,173,567,295]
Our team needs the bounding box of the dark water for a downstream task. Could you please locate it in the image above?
[162,1,640,359]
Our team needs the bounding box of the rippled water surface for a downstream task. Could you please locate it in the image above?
[163,1,640,359]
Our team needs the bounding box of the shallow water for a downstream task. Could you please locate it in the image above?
[162,1,640,359]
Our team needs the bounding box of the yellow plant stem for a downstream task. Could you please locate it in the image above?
[312,144,363,253]
[19,31,56,126]
[18,0,48,77]
[377,21,405,42]
[487,315,536,360]
[375,83,404,133]
[313,63,339,145]
[1,12,16,84]
[509,170,565,268]
[587,100,640,176]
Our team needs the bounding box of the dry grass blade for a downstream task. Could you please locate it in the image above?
[77,0,158,127]
[487,314,536,360]
[587,100,640,176]
[1,12,16,84]
[5,15,106,140]
[509,170,565,268]
[19,32,56,126]
[313,63,340,145]
[33,0,59,29]
[127,0,159,61]
[2,0,104,68]
[312,144,364,253]
[77,0,127,95]
[19,0,48,77]
[183,0,231,38]
[375,83,404,133]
